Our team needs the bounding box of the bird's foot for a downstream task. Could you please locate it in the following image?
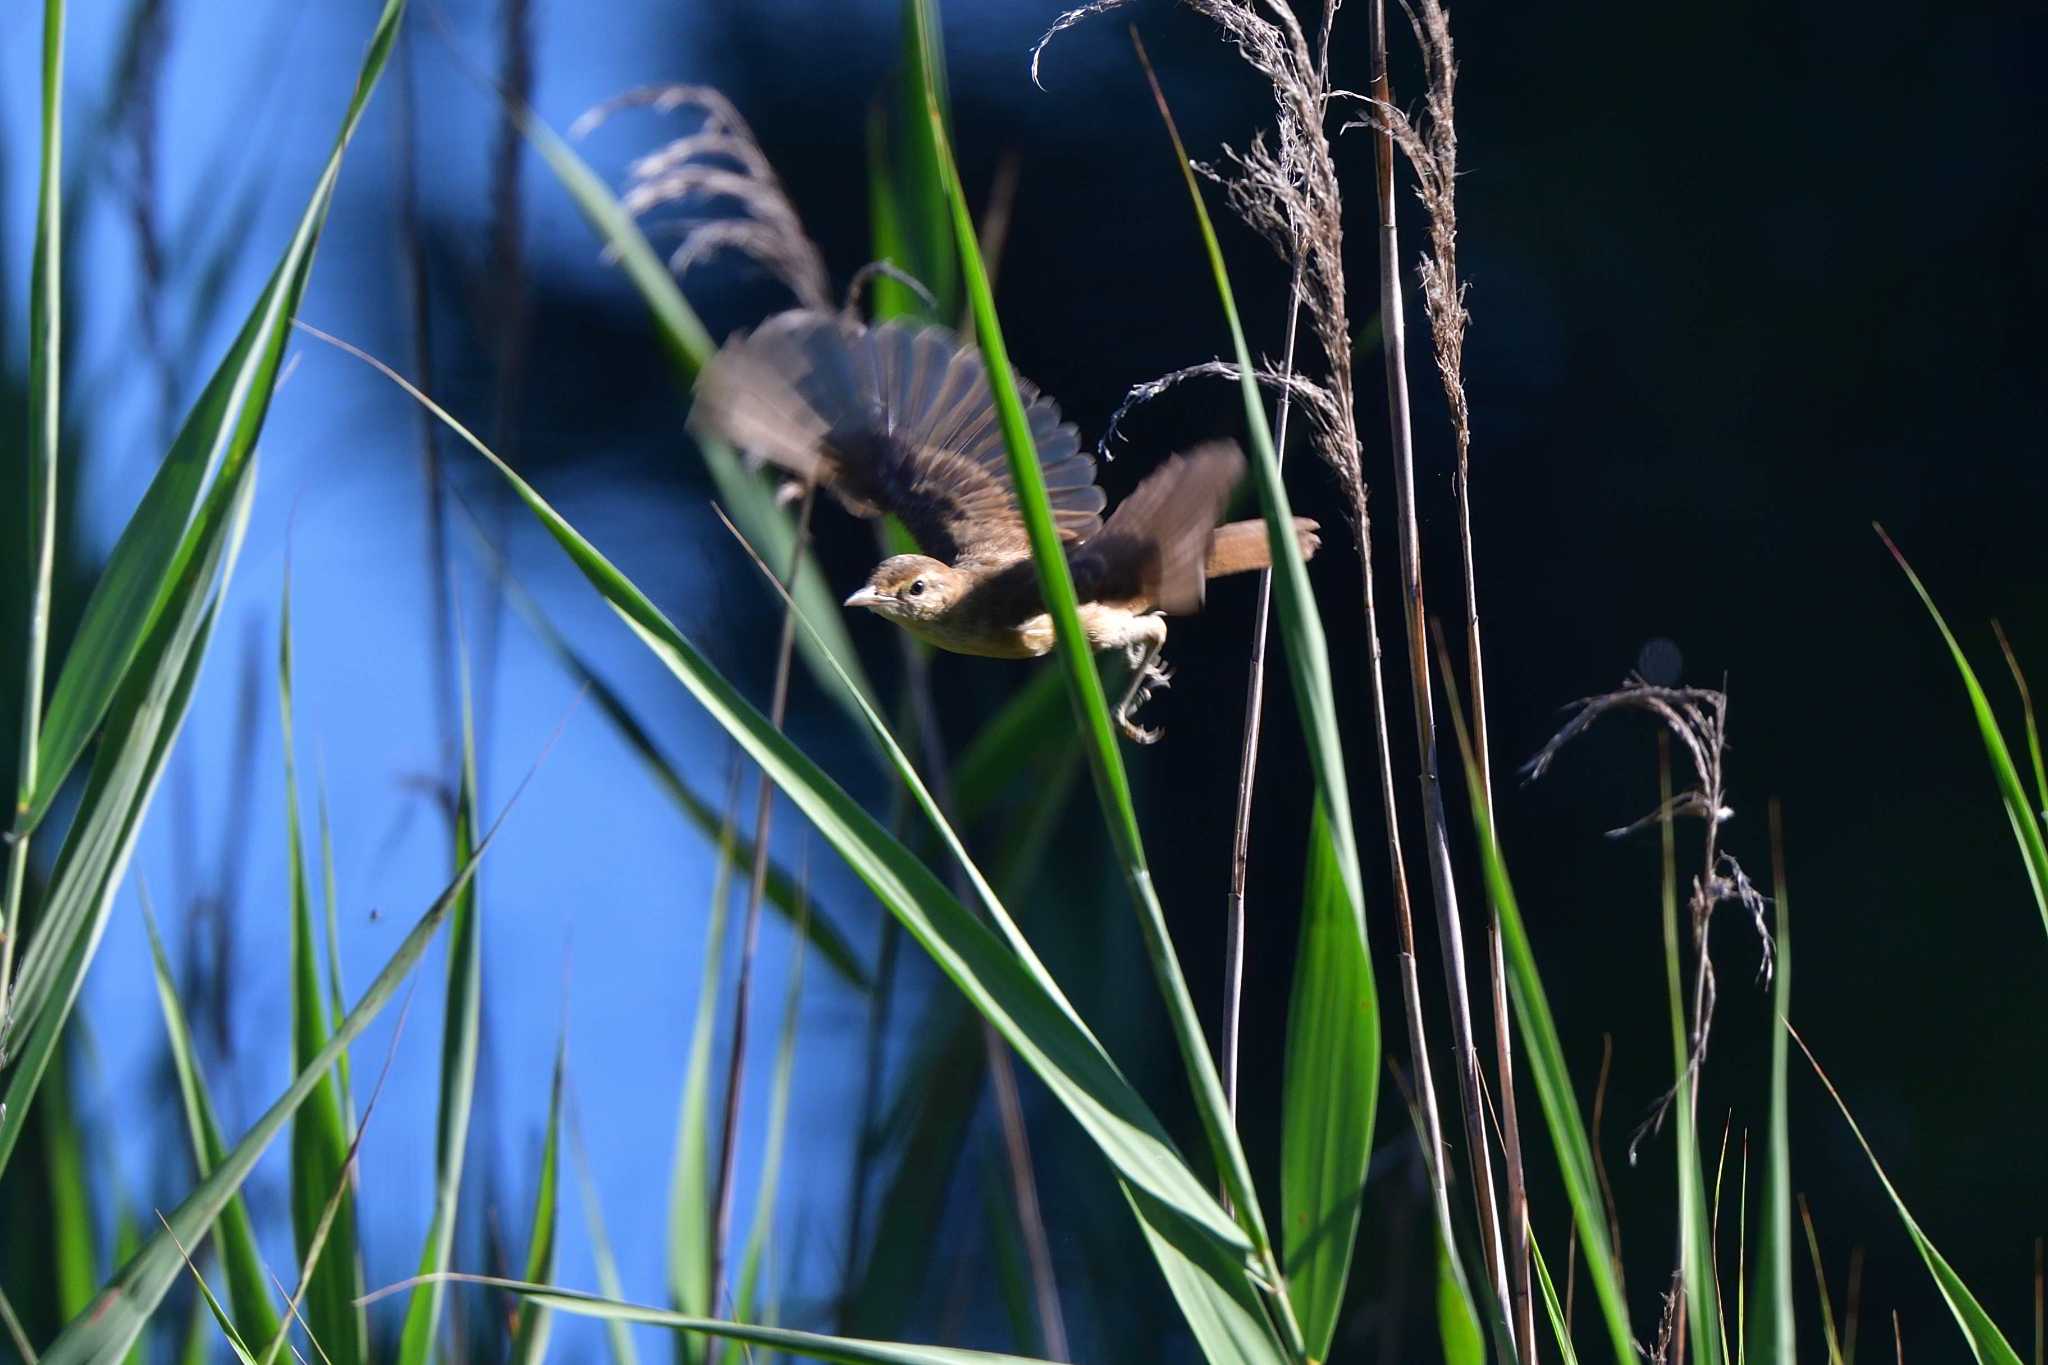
[1114,652,1172,744]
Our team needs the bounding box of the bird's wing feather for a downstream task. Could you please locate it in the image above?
[1069,442,1245,615]
[689,309,1104,563]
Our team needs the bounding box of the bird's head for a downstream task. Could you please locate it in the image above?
[844,554,960,624]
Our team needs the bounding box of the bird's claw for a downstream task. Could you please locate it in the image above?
[1115,652,1172,743]
[1116,713,1163,745]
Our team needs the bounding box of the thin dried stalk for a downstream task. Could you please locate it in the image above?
[1035,0,1472,1328]
[1347,0,1538,1352]
[1364,0,1516,1341]
[1221,257,1304,1140]
[707,487,815,1358]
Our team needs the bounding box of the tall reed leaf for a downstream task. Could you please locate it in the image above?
[1136,48,1379,1358]
[19,0,404,834]
[511,1030,568,1365]
[280,572,367,1364]
[1438,1228,1485,1365]
[735,907,807,1323]
[479,543,865,985]
[396,663,486,1365]
[2,0,66,1020]
[377,1277,1058,1365]
[318,331,1250,1257]
[910,2,1284,1308]
[1528,1235,1582,1365]
[0,457,254,1183]
[1456,755,1634,1360]
[1791,1029,2025,1364]
[144,905,285,1349]
[1880,529,2048,939]
[1280,801,1377,1358]
[516,109,873,737]
[1747,809,1795,1364]
[40,831,500,1364]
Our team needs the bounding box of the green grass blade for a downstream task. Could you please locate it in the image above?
[911,3,1285,1306]
[477,536,865,987]
[572,1106,644,1365]
[1438,1230,1487,1365]
[1461,772,1635,1360]
[144,904,286,1349]
[41,1047,96,1321]
[1662,760,1722,1365]
[1529,1234,1583,1365]
[40,820,501,1364]
[669,773,738,1338]
[734,894,808,1324]
[1126,1186,1292,1365]
[1880,529,2048,940]
[320,330,1250,1261]
[950,667,1070,827]
[1792,1031,2025,1364]
[1135,49,1380,1358]
[865,0,955,323]
[515,107,875,739]
[0,455,256,1183]
[280,571,367,1364]
[1992,625,2048,824]
[668,775,738,1345]
[318,786,356,1135]
[1281,801,1377,1357]
[1747,809,1795,1365]
[2,0,66,1022]
[511,1030,568,1365]
[19,0,404,833]
[396,662,486,1365]
[377,1277,1058,1365]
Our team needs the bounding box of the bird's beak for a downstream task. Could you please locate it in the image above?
[843,585,885,611]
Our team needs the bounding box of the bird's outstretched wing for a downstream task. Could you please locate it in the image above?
[690,309,1105,564]
[1069,442,1245,615]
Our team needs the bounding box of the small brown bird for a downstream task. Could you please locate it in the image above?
[690,309,1320,742]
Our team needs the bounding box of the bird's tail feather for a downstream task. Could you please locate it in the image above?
[1204,517,1322,577]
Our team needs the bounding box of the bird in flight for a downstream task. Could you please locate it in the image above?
[690,308,1320,742]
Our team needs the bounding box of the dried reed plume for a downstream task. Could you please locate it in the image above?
[1524,678,1772,1157]
[574,85,832,312]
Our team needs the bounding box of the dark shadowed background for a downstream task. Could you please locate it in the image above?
[1,0,2041,1358]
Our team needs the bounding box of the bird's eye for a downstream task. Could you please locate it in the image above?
[908,579,926,597]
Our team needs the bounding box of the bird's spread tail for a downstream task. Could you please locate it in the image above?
[1204,517,1322,577]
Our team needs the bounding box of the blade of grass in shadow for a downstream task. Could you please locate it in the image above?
[1661,741,1723,1365]
[571,1100,644,1365]
[1530,1234,1583,1365]
[367,1277,1059,1365]
[912,11,1289,1332]
[1747,803,1795,1364]
[510,1027,567,1364]
[309,324,1250,1262]
[513,102,874,739]
[1129,35,1379,1358]
[281,566,367,1365]
[1878,527,2048,939]
[0,454,256,1183]
[1789,1026,2025,1363]
[735,874,808,1324]
[457,500,866,987]
[144,899,285,1349]
[41,1046,96,1321]
[40,806,505,1364]
[396,657,486,1365]
[671,762,741,1345]
[1444,676,1635,1361]
[1,0,66,1022]
[167,1217,259,1365]
[16,0,405,836]
[1991,623,2048,824]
